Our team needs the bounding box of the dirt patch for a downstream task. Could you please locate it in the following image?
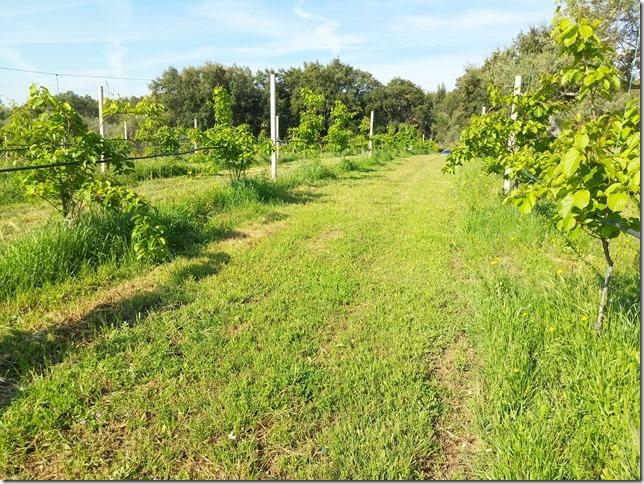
[310,228,343,250]
[218,216,289,251]
[425,333,482,479]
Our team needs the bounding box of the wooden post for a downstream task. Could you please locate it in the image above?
[123,121,128,140]
[368,110,374,157]
[269,72,277,180]
[503,75,522,195]
[193,118,198,149]
[98,85,106,173]
[275,114,280,162]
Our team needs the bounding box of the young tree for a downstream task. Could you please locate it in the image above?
[325,100,355,156]
[288,88,325,158]
[2,86,167,260]
[445,16,640,330]
[192,86,268,181]
[104,97,184,155]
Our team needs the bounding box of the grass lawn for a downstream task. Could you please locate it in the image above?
[0,154,639,479]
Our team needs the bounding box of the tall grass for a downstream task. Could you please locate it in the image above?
[456,164,640,479]
[0,156,359,302]
[120,157,211,182]
[0,212,135,300]
[0,172,25,205]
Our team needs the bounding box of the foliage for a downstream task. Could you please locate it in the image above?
[507,17,640,239]
[366,78,433,136]
[288,88,325,157]
[372,123,437,154]
[212,86,233,126]
[54,91,99,118]
[104,97,185,155]
[325,100,355,155]
[444,15,640,328]
[192,86,269,181]
[562,0,640,83]
[1,85,166,260]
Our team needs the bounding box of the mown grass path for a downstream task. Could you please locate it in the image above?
[1,154,639,479]
[1,155,474,479]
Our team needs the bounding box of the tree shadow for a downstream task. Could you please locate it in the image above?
[606,272,641,318]
[0,251,231,416]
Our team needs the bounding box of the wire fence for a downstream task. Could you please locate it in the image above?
[0,146,218,174]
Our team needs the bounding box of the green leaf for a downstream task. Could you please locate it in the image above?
[558,193,575,218]
[572,189,590,209]
[598,224,620,239]
[575,133,589,151]
[518,191,537,214]
[606,191,629,212]
[560,213,576,231]
[561,148,581,177]
[579,24,593,39]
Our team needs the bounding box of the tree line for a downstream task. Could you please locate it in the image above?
[0,0,636,148]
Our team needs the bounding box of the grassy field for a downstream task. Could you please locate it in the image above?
[0,153,639,479]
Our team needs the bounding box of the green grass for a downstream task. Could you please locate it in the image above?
[0,154,639,479]
[453,163,640,479]
[0,158,353,304]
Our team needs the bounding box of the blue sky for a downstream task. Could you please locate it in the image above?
[0,0,556,103]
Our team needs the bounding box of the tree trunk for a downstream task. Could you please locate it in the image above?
[595,238,614,331]
[61,191,73,228]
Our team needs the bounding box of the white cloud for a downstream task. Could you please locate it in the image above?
[292,1,361,56]
[0,0,557,102]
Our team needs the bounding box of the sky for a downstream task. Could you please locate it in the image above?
[0,0,556,104]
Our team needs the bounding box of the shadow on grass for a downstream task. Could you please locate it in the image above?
[0,160,387,415]
[0,251,231,416]
[606,272,641,317]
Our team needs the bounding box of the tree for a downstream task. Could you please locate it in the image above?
[55,91,98,118]
[192,86,268,181]
[288,88,325,158]
[1,86,166,260]
[150,63,264,133]
[445,16,640,330]
[366,78,428,131]
[563,0,640,84]
[103,97,185,155]
[325,100,355,155]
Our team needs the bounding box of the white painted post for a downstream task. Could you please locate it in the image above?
[123,121,128,140]
[269,72,277,180]
[98,85,106,173]
[503,75,522,195]
[275,114,280,162]
[193,118,198,149]
[481,106,487,115]
[368,110,374,157]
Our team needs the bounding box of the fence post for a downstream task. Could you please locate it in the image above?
[123,121,128,140]
[270,72,277,180]
[275,114,280,162]
[193,118,198,149]
[368,110,374,157]
[503,75,522,195]
[98,85,106,173]
[481,106,486,115]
